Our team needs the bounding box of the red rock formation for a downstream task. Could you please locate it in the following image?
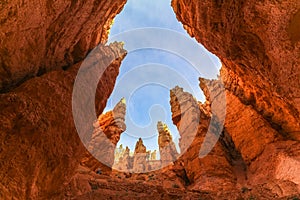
[170,86,236,192]
[199,76,300,196]
[199,77,280,164]
[0,0,127,92]
[114,144,126,163]
[134,138,147,154]
[63,165,212,199]
[133,138,148,173]
[0,42,126,199]
[114,146,134,171]
[157,121,179,166]
[0,0,127,198]
[113,140,162,173]
[1,0,300,198]
[170,86,200,153]
[81,98,126,172]
[171,0,300,132]
[248,141,300,196]
[172,0,300,197]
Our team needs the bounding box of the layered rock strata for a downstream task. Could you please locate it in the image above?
[0,0,128,198]
[171,0,300,131]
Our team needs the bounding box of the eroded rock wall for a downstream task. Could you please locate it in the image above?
[82,98,126,172]
[0,0,127,92]
[171,0,300,197]
[0,0,128,198]
[199,76,300,197]
[171,0,300,129]
[0,43,126,199]
[170,86,236,192]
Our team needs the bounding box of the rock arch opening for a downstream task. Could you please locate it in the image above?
[95,0,223,172]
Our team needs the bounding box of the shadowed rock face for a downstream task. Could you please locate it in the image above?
[170,82,300,197]
[0,0,127,92]
[0,0,127,198]
[0,43,126,199]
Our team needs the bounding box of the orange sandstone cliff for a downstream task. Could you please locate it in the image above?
[0,0,299,199]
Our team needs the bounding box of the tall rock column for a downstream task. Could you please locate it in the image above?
[133,138,147,173]
[170,86,236,192]
[82,98,126,172]
[157,121,179,166]
[170,86,200,153]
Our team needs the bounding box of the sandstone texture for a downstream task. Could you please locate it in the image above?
[170,86,236,193]
[171,0,300,197]
[0,0,127,198]
[0,43,126,199]
[171,0,300,130]
[0,0,127,92]
[63,165,210,200]
[157,121,179,166]
[82,98,126,173]
[171,0,300,113]
[1,0,300,199]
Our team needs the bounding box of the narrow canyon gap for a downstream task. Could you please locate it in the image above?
[101,0,222,161]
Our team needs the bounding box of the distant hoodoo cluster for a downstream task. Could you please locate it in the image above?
[113,121,179,172]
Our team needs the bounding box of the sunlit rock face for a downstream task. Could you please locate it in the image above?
[171,0,300,132]
[81,98,126,172]
[1,0,300,198]
[170,86,236,193]
[171,0,300,114]
[172,0,300,197]
[199,77,279,164]
[113,138,163,172]
[113,146,134,171]
[0,0,127,92]
[132,138,148,173]
[170,86,200,153]
[157,121,178,166]
[196,76,300,197]
[248,141,300,196]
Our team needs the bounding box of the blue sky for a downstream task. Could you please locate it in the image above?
[104,0,221,154]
